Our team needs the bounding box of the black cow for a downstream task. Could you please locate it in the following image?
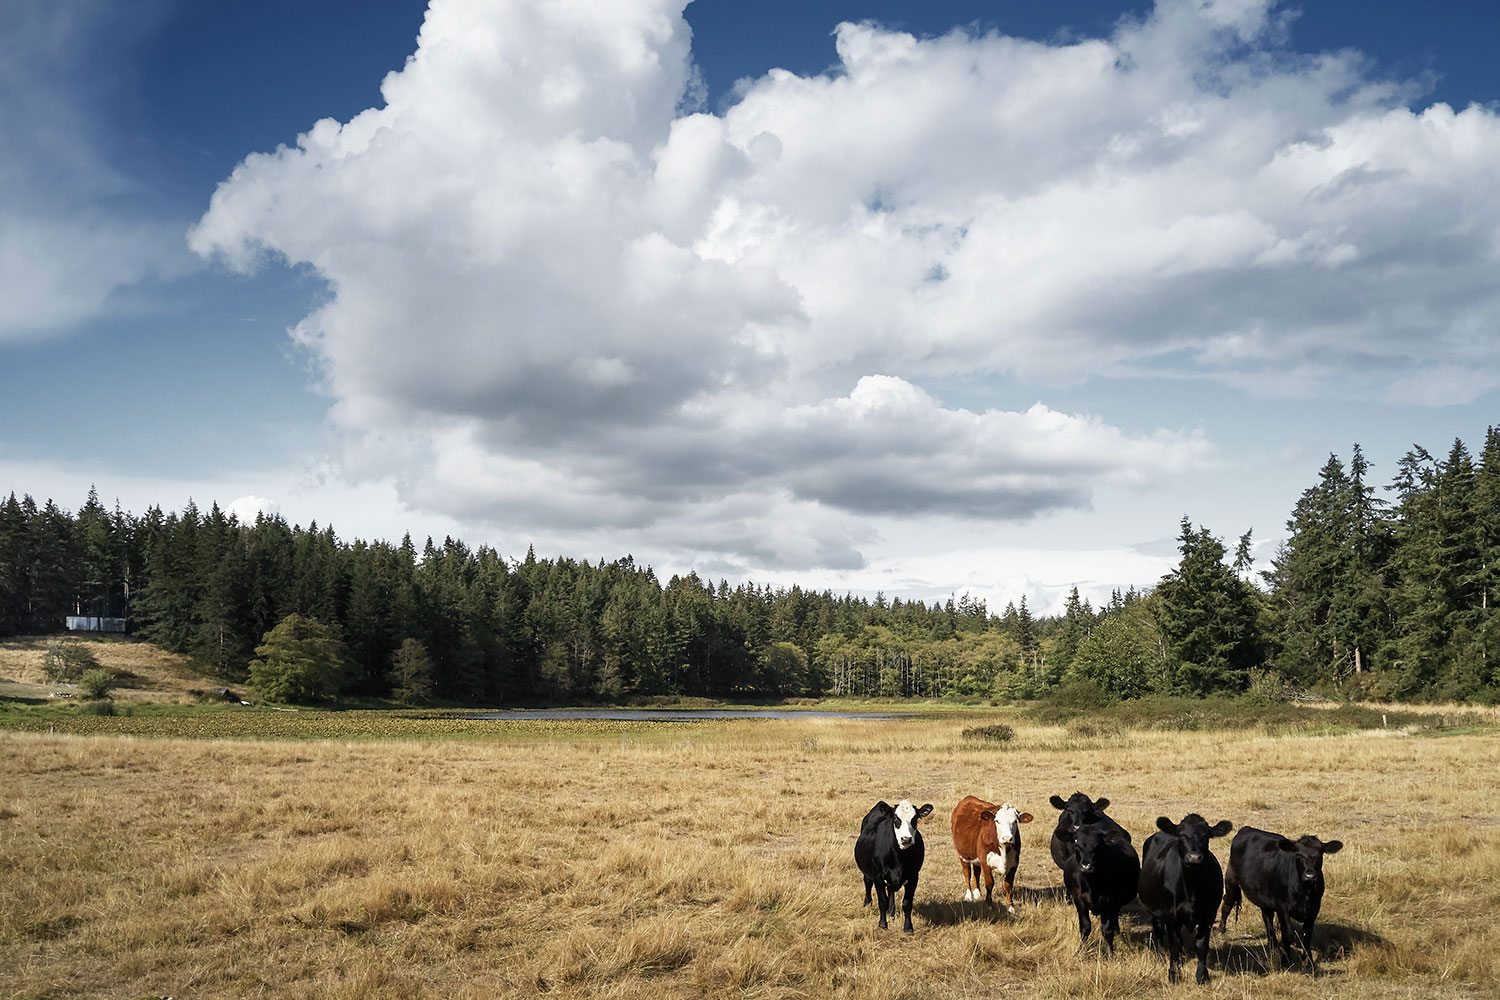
[854,799,934,933]
[1049,791,1130,870]
[1139,814,1234,984]
[1218,826,1343,973]
[1049,792,1139,953]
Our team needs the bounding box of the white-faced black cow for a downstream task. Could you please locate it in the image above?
[1049,791,1139,953]
[1139,813,1234,984]
[854,799,934,933]
[1218,826,1344,973]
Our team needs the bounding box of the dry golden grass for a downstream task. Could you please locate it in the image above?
[0,637,213,704]
[1,716,1497,999]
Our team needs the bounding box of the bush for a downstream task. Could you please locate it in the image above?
[1243,668,1294,707]
[1066,716,1124,740]
[42,640,100,683]
[1023,680,1114,723]
[961,724,1015,743]
[78,669,115,701]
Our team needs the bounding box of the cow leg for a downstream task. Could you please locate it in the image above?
[1165,918,1182,984]
[1297,915,1319,976]
[959,860,974,900]
[1148,916,1164,957]
[1257,906,1280,968]
[1100,909,1120,956]
[1073,897,1093,949]
[901,876,918,934]
[1193,917,1213,985]
[1218,880,1241,932]
[1275,909,1298,968]
[863,875,874,907]
[982,863,995,907]
[873,880,890,929]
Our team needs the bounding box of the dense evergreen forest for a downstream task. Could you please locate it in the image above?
[3,428,1498,704]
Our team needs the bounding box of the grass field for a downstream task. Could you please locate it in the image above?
[3,709,1498,999]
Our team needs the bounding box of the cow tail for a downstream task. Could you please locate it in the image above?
[1220,882,1241,931]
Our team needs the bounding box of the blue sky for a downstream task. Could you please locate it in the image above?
[3,0,1499,614]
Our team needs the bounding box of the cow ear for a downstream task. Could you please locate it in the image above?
[917,804,934,819]
[1018,813,1033,824]
[1095,797,1110,811]
[876,801,894,816]
[1322,840,1343,854]
[980,811,996,822]
[1274,838,1297,852]
[1209,820,1233,838]
[1049,795,1066,810]
[1156,816,1176,834]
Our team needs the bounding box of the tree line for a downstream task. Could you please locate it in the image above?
[1,427,1497,704]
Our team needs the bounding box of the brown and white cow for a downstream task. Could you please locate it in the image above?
[951,795,1033,912]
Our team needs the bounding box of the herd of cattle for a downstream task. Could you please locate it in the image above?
[854,792,1343,984]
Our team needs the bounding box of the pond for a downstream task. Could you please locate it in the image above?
[468,708,911,722]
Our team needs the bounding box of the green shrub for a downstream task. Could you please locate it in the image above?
[78,669,115,701]
[1243,668,1293,707]
[1023,680,1113,723]
[1066,716,1124,740]
[42,640,100,683]
[78,699,116,716]
[961,724,1014,743]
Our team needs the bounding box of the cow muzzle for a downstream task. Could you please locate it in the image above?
[897,836,914,849]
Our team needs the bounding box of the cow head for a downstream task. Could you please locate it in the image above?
[1155,813,1233,865]
[1073,822,1113,874]
[889,799,934,850]
[1276,834,1343,882]
[983,802,1034,848]
[1049,791,1108,842]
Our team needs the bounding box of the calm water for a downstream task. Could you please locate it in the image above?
[469,708,909,721]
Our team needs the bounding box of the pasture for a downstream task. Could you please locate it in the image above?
[2,712,1497,999]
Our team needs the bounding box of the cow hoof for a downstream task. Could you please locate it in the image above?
[1196,970,1210,985]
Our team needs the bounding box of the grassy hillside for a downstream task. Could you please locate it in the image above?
[0,635,230,705]
[2,714,1497,999]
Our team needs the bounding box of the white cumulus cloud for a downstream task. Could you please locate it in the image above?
[191,0,1500,570]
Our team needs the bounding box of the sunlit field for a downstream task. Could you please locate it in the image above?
[2,714,1498,999]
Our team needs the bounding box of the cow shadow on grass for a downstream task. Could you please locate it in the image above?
[916,885,1070,927]
[1207,920,1387,978]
